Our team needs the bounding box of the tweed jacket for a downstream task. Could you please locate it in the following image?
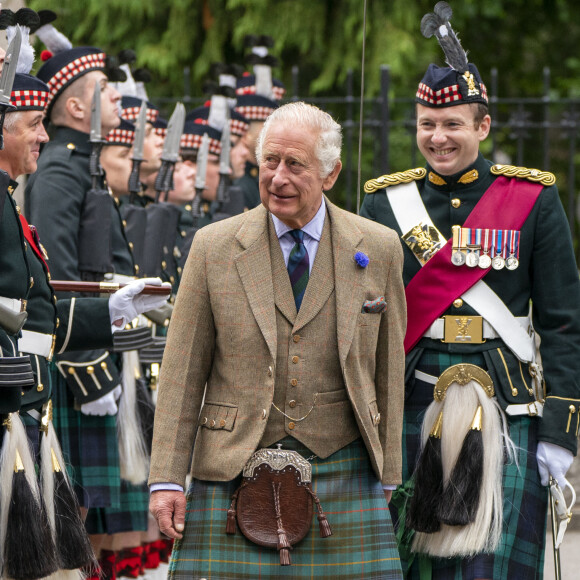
[149,197,406,487]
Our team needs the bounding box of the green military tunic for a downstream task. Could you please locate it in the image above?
[26,126,136,403]
[360,152,580,578]
[235,160,260,209]
[361,152,580,449]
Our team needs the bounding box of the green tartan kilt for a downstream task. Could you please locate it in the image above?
[49,362,121,510]
[397,350,548,580]
[84,480,149,535]
[169,437,403,579]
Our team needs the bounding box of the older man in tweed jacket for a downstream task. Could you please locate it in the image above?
[149,102,406,579]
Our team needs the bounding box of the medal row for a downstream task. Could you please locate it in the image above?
[451,226,520,270]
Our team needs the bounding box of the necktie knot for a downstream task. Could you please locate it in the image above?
[289,229,305,244]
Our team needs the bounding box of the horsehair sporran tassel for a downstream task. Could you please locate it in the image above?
[40,402,97,571]
[1,412,59,578]
[412,380,504,557]
[406,408,444,533]
[437,405,484,526]
[118,350,150,484]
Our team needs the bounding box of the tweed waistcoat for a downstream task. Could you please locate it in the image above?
[259,214,360,457]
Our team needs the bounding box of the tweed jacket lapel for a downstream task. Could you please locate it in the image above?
[326,198,367,364]
[268,216,297,325]
[293,213,334,333]
[234,205,277,362]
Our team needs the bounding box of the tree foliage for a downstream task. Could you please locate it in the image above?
[28,0,580,101]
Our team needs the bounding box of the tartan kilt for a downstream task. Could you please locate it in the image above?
[85,480,149,535]
[49,362,121,509]
[396,350,547,580]
[169,437,403,579]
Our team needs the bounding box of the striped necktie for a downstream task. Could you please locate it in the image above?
[287,229,310,310]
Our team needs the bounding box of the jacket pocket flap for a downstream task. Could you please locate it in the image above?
[199,402,238,431]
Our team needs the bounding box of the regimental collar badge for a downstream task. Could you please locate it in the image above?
[428,172,447,186]
[458,169,479,184]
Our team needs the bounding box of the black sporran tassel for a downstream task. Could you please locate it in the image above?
[5,451,59,579]
[53,454,97,569]
[406,410,443,534]
[437,405,484,526]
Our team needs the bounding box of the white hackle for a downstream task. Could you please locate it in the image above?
[35,23,73,55]
[7,25,35,74]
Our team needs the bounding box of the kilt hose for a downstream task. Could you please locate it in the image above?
[169,437,403,579]
[394,350,548,580]
[50,362,122,510]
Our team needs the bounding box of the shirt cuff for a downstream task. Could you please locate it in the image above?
[382,484,397,491]
[150,482,184,493]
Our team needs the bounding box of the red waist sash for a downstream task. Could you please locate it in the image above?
[404,176,543,354]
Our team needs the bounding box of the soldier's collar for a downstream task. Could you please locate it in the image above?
[7,180,18,196]
[53,126,93,156]
[425,153,489,190]
[245,160,259,178]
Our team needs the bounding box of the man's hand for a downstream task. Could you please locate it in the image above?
[537,441,574,489]
[383,489,392,503]
[149,490,186,539]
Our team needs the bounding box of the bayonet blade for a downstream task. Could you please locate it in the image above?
[90,81,102,143]
[0,27,21,108]
[131,104,147,162]
[219,117,231,175]
[195,133,209,191]
[161,102,185,163]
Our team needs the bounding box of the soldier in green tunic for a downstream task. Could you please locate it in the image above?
[360,4,580,579]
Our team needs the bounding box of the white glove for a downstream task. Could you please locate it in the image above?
[80,385,122,416]
[108,277,171,329]
[537,441,574,488]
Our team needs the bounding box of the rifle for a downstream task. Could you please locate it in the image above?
[215,111,231,211]
[77,82,113,281]
[190,133,209,226]
[122,104,148,273]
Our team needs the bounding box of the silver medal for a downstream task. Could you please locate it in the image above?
[466,252,479,267]
[451,251,466,266]
[478,254,492,269]
[492,255,505,270]
[506,256,519,270]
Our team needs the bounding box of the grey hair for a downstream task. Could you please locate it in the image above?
[255,101,342,178]
[3,111,24,133]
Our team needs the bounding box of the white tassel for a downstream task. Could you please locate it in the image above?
[412,381,505,557]
[7,25,35,75]
[117,350,150,484]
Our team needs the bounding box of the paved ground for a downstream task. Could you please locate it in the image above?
[544,527,580,580]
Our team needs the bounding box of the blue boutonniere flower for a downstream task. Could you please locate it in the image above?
[354,251,369,268]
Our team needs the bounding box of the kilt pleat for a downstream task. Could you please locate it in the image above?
[169,437,403,579]
[50,362,121,509]
[398,350,547,580]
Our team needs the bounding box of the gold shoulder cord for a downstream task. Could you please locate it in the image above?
[364,168,427,193]
[490,164,556,187]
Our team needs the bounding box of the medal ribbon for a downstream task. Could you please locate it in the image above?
[404,176,542,354]
[483,228,490,255]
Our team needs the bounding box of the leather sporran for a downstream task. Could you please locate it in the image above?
[225,444,332,565]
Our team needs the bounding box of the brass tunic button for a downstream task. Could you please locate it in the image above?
[293,335,300,343]
[288,400,296,408]
[122,220,127,228]
[288,422,296,430]
[161,260,167,269]
[67,367,75,375]
[451,198,461,208]
[100,362,108,370]
[67,143,76,150]
[37,384,44,392]
[181,230,186,238]
[453,298,463,308]
[128,242,134,250]
[30,277,34,288]
[185,205,192,211]
[87,366,94,374]
[290,378,298,387]
[292,356,299,364]
[134,265,140,274]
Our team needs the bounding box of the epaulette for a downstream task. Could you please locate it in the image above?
[364,168,426,193]
[490,164,556,187]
